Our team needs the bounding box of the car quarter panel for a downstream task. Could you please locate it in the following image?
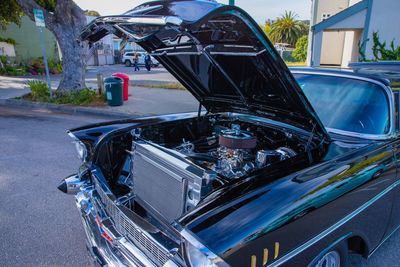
[383,141,400,237]
[180,142,397,266]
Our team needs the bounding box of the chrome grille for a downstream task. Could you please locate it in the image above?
[94,179,171,266]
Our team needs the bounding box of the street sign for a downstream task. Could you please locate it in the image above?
[33,8,52,96]
[33,9,45,27]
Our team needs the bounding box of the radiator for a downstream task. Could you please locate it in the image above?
[132,141,208,223]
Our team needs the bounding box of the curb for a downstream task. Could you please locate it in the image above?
[0,98,139,119]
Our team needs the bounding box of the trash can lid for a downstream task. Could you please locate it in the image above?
[104,76,123,84]
[112,73,129,80]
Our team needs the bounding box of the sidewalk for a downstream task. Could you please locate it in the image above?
[0,71,199,117]
[0,76,31,99]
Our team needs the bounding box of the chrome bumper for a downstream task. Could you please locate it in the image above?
[75,184,180,267]
[78,198,165,267]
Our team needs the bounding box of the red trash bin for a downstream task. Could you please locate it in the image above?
[112,73,129,101]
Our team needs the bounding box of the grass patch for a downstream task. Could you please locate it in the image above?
[25,80,106,106]
[285,61,307,67]
[134,82,186,90]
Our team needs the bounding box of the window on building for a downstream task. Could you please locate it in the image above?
[113,40,120,51]
[322,13,331,21]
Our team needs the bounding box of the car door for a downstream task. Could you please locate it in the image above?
[384,89,400,237]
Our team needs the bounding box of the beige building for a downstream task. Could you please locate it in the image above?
[307,0,400,67]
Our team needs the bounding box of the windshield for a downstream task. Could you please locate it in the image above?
[294,74,390,135]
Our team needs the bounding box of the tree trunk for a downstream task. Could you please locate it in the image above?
[16,0,87,92]
[52,25,87,91]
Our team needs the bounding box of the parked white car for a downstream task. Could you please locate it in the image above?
[121,51,159,67]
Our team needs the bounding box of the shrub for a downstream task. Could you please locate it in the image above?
[29,57,45,75]
[360,32,400,61]
[0,65,26,76]
[48,58,63,74]
[27,80,50,102]
[0,36,17,45]
[52,88,99,105]
[292,35,308,62]
[25,81,104,106]
[0,56,7,65]
[371,32,400,61]
[27,57,63,75]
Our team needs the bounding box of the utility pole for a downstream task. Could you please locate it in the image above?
[229,0,235,6]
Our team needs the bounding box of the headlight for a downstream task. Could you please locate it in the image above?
[181,229,229,267]
[74,141,87,161]
[68,131,88,162]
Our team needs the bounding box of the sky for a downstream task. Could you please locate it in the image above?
[74,0,311,23]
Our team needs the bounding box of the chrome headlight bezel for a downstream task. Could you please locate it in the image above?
[181,229,229,267]
[68,132,88,162]
[74,140,88,161]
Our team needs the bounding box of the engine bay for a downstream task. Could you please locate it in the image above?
[137,115,304,180]
[97,114,319,223]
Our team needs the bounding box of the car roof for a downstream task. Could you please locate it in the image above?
[290,66,393,87]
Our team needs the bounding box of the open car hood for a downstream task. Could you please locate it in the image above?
[80,0,329,140]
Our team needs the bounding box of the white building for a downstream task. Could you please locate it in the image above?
[0,42,16,57]
[86,16,115,66]
[307,0,400,67]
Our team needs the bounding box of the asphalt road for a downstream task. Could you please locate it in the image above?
[0,105,400,266]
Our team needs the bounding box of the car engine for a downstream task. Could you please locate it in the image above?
[174,124,297,179]
[127,117,300,222]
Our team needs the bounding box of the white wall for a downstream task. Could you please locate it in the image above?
[316,0,350,24]
[341,30,362,67]
[0,42,16,57]
[321,31,346,65]
[364,0,400,59]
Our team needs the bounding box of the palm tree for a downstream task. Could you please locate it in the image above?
[270,11,308,47]
[260,19,272,38]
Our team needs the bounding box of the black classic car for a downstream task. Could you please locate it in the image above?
[58,1,400,266]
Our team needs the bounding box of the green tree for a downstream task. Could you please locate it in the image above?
[292,35,308,62]
[1,0,87,92]
[270,11,308,47]
[260,19,272,38]
[84,10,101,16]
[0,0,23,29]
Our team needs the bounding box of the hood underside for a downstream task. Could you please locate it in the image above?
[80,0,329,140]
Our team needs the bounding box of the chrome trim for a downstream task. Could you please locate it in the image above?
[78,204,158,267]
[127,16,183,26]
[291,70,396,140]
[326,127,393,141]
[93,177,174,266]
[152,52,203,56]
[67,132,88,162]
[180,229,228,266]
[209,49,266,56]
[268,180,400,266]
[76,180,181,267]
[67,131,77,139]
[101,16,183,26]
[63,174,86,195]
